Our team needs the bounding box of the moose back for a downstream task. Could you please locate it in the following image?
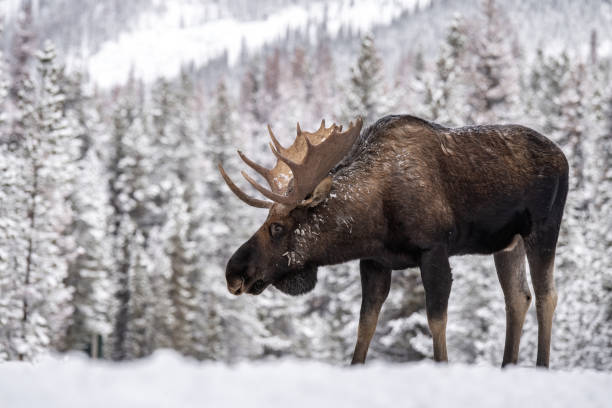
[218,114,568,367]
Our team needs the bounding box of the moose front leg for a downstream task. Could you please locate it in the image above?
[351,260,391,365]
[420,246,452,362]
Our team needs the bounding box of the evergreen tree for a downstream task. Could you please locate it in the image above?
[2,41,77,360]
[162,182,201,356]
[173,69,204,184]
[343,34,385,124]
[240,58,265,127]
[276,47,310,130]
[124,230,155,359]
[583,96,612,370]
[556,62,587,192]
[107,95,134,361]
[449,256,508,364]
[397,48,428,118]
[9,0,35,104]
[374,270,427,362]
[207,78,249,250]
[10,25,36,150]
[149,77,181,202]
[208,79,234,168]
[313,263,361,362]
[0,22,24,360]
[581,54,611,203]
[59,69,96,156]
[310,37,337,122]
[262,48,281,122]
[466,0,519,123]
[62,146,115,356]
[0,23,8,133]
[0,144,29,360]
[49,63,116,357]
[108,85,153,360]
[421,14,469,126]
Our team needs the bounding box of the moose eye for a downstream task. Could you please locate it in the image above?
[270,223,285,238]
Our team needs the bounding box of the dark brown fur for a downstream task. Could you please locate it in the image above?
[225,114,568,367]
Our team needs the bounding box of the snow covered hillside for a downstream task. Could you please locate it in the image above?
[88,0,430,87]
[0,351,610,408]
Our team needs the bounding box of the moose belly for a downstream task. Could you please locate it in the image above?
[377,242,421,270]
[449,208,532,256]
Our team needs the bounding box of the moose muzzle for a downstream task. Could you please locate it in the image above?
[225,238,263,295]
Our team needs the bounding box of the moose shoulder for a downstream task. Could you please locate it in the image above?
[218,114,568,368]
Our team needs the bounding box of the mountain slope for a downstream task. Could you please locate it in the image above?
[88,0,429,87]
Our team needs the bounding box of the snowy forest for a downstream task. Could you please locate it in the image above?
[0,0,610,371]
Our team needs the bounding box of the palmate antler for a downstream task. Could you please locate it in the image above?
[218,118,363,209]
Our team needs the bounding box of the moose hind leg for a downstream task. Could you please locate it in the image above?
[525,230,559,368]
[524,173,566,368]
[351,260,391,365]
[420,246,452,362]
[494,236,531,367]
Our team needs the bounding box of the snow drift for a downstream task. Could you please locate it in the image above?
[0,350,609,408]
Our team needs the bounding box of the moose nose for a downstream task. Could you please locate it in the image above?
[226,239,254,295]
[227,276,245,296]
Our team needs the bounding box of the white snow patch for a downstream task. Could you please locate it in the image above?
[0,350,610,407]
[88,0,429,87]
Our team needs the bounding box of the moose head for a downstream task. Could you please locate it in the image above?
[218,119,363,297]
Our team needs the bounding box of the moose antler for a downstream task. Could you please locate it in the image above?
[218,118,363,209]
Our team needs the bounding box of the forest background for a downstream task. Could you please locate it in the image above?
[0,0,610,370]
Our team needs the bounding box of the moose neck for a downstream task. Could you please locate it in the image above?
[293,163,386,268]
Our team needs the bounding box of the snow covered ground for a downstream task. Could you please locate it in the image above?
[0,350,610,408]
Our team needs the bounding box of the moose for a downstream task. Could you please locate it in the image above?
[218,115,568,367]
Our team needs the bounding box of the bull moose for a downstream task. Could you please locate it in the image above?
[218,115,568,367]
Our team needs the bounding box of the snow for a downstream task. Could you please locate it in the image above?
[0,350,610,408]
[0,0,22,17]
[88,0,430,87]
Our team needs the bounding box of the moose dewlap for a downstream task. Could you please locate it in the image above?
[218,114,568,368]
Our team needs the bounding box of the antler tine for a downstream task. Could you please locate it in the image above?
[269,142,303,172]
[237,150,274,185]
[268,124,287,154]
[241,171,296,205]
[222,118,363,209]
[218,164,273,208]
[288,117,363,203]
[301,129,314,148]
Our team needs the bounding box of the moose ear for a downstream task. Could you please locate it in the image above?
[300,176,333,208]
